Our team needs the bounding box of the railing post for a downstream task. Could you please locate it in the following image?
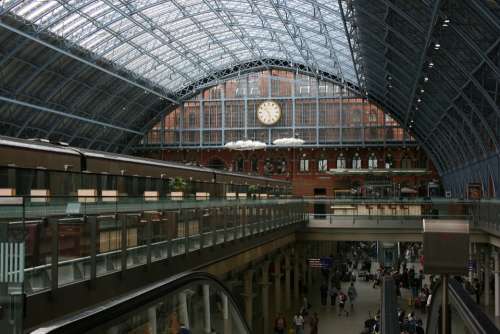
[121,215,127,272]
[50,219,59,292]
[146,217,152,267]
[89,217,97,283]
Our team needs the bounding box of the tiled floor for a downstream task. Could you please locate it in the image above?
[301,262,426,334]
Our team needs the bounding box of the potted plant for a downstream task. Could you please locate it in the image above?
[169,177,187,200]
[248,185,258,199]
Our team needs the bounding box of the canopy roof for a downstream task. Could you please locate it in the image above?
[4,0,357,93]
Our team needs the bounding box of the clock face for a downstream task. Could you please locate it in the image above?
[257,100,282,125]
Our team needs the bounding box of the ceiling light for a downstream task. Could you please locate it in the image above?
[417,98,421,103]
[428,62,434,68]
[415,107,419,110]
[434,43,441,50]
[424,77,429,82]
[420,89,425,93]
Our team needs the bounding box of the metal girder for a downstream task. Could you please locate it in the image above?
[0,95,143,135]
[402,0,442,127]
[338,0,362,88]
[0,20,179,104]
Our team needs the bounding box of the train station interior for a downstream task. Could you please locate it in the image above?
[0,0,499,333]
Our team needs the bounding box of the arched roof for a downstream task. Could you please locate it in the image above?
[0,0,499,195]
[3,0,357,91]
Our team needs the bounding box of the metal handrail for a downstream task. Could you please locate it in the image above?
[29,271,251,334]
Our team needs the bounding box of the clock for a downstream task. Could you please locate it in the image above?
[257,100,282,125]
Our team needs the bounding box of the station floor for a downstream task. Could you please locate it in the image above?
[300,263,426,334]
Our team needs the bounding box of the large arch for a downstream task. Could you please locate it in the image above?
[0,0,499,196]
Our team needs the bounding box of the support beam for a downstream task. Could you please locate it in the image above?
[0,95,144,135]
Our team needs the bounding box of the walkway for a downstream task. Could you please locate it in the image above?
[302,262,426,334]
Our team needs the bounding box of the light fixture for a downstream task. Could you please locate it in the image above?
[273,137,305,146]
[417,98,421,103]
[424,77,429,82]
[420,89,425,93]
[224,140,267,150]
[434,43,441,50]
[428,61,434,68]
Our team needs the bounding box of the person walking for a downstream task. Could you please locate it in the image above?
[347,282,358,308]
[328,284,338,306]
[178,323,191,334]
[337,290,349,316]
[320,281,328,306]
[293,311,305,334]
[310,312,319,334]
[274,313,287,334]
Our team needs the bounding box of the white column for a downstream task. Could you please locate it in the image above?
[222,293,232,334]
[203,284,211,333]
[179,291,190,329]
[243,270,254,328]
[495,250,500,317]
[274,256,282,313]
[261,262,271,334]
[148,306,157,334]
[285,254,291,310]
[485,250,490,307]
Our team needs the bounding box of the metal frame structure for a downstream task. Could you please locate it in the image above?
[0,0,499,196]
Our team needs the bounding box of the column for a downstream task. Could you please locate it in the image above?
[274,256,282,313]
[285,253,291,310]
[485,249,490,307]
[469,242,474,282]
[261,261,271,334]
[222,293,232,334]
[179,291,190,329]
[495,250,499,317]
[148,306,157,334]
[243,270,254,328]
[294,250,300,303]
[203,284,211,334]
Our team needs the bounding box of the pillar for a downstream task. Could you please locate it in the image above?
[285,253,291,310]
[469,242,474,282]
[495,250,499,317]
[485,249,490,307]
[148,306,157,334]
[274,256,282,313]
[261,261,271,334]
[294,250,300,303]
[203,284,211,333]
[222,293,232,334]
[179,291,190,329]
[243,270,254,328]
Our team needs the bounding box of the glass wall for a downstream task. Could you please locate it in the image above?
[144,70,415,147]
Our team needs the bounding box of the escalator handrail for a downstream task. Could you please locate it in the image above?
[426,277,500,334]
[381,276,400,334]
[30,271,251,334]
[448,279,500,334]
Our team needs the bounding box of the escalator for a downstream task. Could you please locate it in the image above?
[381,276,499,334]
[29,272,250,334]
[425,277,499,334]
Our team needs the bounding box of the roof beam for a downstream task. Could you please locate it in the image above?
[0,20,179,105]
[0,95,144,135]
[402,0,442,127]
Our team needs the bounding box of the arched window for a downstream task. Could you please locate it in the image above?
[401,155,412,169]
[336,153,346,168]
[318,155,328,172]
[368,153,378,169]
[299,154,309,172]
[385,154,393,169]
[264,158,273,176]
[352,153,361,169]
[274,157,287,174]
[207,158,226,170]
[233,155,244,172]
[250,155,259,173]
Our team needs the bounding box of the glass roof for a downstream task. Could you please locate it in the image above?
[3,0,357,93]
